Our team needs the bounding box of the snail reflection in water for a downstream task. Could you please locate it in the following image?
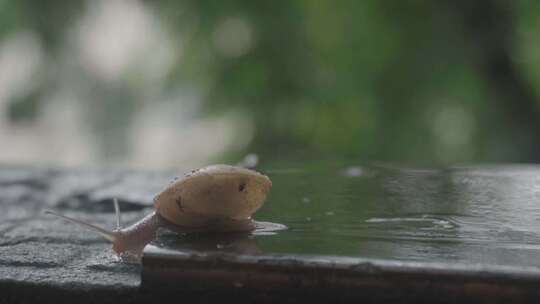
[46,164,280,258]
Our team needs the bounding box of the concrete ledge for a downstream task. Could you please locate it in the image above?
[142,246,540,303]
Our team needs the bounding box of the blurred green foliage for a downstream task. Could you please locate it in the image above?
[3,0,540,166]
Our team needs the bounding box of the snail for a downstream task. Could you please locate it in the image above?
[45,164,273,258]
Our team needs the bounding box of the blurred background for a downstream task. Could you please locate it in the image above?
[1,0,540,170]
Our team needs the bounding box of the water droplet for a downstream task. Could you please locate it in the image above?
[237,153,259,168]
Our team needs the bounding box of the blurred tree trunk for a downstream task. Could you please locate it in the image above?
[444,0,540,161]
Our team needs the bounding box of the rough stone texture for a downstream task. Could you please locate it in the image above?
[0,166,175,303]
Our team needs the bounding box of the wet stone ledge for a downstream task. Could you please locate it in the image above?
[4,165,540,304]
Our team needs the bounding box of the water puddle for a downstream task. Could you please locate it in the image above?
[149,161,540,268]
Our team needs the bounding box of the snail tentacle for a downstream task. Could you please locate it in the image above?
[44,210,117,242]
[113,198,122,229]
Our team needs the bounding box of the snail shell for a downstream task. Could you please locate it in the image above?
[154,164,272,228]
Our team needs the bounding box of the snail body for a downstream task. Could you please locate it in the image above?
[46,164,272,257]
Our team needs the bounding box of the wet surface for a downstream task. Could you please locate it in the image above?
[152,162,540,268]
[3,162,540,302]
